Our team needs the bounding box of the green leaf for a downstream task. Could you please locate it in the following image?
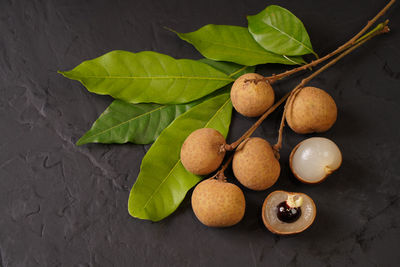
[171,25,304,66]
[247,5,316,57]
[59,50,233,104]
[76,99,201,145]
[198,59,256,79]
[76,59,253,146]
[128,92,233,221]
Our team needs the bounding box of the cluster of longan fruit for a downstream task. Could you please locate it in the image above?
[180,73,342,234]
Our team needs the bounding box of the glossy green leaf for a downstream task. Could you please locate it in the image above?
[128,92,233,221]
[76,60,253,146]
[247,5,316,57]
[59,50,233,104]
[172,25,304,66]
[76,99,201,145]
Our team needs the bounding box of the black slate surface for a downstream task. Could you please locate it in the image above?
[1,0,399,266]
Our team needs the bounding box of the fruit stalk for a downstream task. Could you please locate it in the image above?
[213,155,233,181]
[218,0,394,152]
[273,24,390,152]
[229,22,389,152]
[216,22,390,179]
[224,91,291,151]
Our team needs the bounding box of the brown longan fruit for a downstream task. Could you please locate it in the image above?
[191,179,245,227]
[181,128,226,175]
[232,137,280,191]
[231,73,275,117]
[285,87,337,134]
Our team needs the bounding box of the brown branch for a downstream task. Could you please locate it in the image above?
[272,25,390,152]
[212,0,395,177]
[247,0,395,85]
[224,91,291,151]
[226,23,390,155]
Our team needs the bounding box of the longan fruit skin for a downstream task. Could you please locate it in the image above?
[286,87,337,134]
[231,73,275,117]
[181,128,226,175]
[232,138,280,191]
[191,179,246,227]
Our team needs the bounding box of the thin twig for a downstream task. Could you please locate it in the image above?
[213,1,395,177]
[224,91,291,151]
[273,25,390,152]
[248,0,395,85]
[226,23,390,154]
[214,155,234,181]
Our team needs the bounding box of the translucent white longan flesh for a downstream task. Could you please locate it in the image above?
[291,137,342,183]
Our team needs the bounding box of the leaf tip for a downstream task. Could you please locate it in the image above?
[127,193,147,220]
[75,138,86,146]
[58,70,72,79]
[163,26,179,35]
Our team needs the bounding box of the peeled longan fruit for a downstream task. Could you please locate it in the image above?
[285,87,337,134]
[191,179,245,227]
[181,128,226,175]
[232,137,280,191]
[290,137,342,184]
[231,73,275,117]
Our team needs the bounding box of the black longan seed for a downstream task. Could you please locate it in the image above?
[276,201,301,223]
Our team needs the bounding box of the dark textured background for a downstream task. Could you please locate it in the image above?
[1,0,399,266]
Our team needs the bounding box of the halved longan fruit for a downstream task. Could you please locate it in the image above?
[262,190,316,235]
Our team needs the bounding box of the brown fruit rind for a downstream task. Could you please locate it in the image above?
[289,141,343,184]
[286,87,337,134]
[231,73,275,117]
[191,179,246,227]
[232,137,280,191]
[262,190,316,235]
[181,128,226,175]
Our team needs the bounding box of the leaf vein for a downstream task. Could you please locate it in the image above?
[81,105,166,142]
[205,98,231,128]
[228,65,250,78]
[263,22,313,54]
[142,160,181,210]
[74,75,234,81]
